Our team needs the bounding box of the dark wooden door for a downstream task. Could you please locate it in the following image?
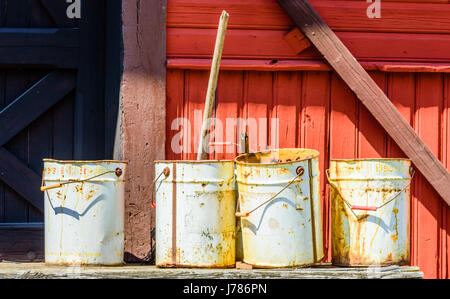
[0,0,120,262]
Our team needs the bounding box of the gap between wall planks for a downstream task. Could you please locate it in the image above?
[168,59,450,73]
[275,0,450,207]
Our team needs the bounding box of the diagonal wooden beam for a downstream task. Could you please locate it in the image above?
[0,70,76,213]
[0,148,43,214]
[276,0,450,206]
[0,70,76,147]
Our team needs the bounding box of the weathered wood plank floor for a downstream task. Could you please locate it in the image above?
[0,263,423,279]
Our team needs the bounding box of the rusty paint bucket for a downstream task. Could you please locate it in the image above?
[154,160,236,268]
[235,149,324,268]
[41,160,127,266]
[327,159,414,266]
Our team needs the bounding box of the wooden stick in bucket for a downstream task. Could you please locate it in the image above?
[197,10,229,160]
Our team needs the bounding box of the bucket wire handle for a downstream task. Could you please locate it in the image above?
[209,132,250,154]
[151,167,171,209]
[325,167,415,218]
[235,166,305,218]
[40,168,124,192]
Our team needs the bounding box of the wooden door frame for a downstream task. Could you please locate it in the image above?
[120,0,167,262]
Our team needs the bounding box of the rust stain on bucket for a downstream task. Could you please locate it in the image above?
[328,159,412,266]
[235,149,324,268]
[42,159,127,266]
[154,160,236,268]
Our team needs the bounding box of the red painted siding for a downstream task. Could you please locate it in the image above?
[165,0,450,278]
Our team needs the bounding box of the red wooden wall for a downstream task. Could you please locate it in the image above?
[165,0,450,278]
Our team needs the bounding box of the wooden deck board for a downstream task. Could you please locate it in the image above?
[0,263,423,279]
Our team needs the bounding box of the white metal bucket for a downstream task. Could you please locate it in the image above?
[42,160,127,266]
[327,159,413,266]
[155,160,236,268]
[235,149,324,268]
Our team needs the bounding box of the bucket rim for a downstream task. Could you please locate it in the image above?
[235,148,320,166]
[43,159,128,164]
[330,158,411,162]
[154,159,235,164]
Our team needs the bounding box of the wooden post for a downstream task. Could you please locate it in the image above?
[197,11,229,160]
[121,0,167,262]
[276,0,450,206]
[240,132,249,154]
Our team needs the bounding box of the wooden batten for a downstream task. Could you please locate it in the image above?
[284,27,311,54]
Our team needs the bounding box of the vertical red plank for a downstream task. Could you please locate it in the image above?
[301,71,331,261]
[244,71,273,152]
[166,69,185,160]
[329,72,358,262]
[443,74,450,279]
[414,73,443,279]
[387,73,415,268]
[330,73,358,160]
[358,71,387,158]
[184,70,209,160]
[214,71,244,160]
[273,71,300,149]
[387,73,414,159]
